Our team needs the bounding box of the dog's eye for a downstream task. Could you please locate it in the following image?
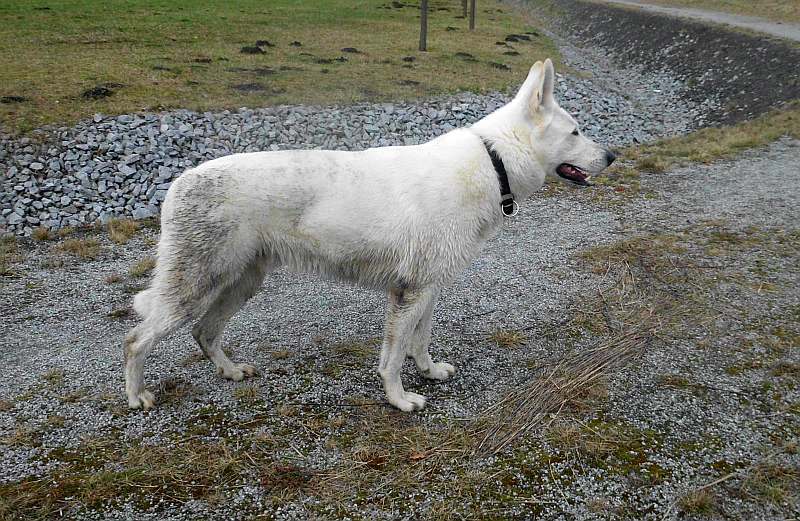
[571,129,579,136]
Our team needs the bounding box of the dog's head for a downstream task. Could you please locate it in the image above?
[512,59,616,186]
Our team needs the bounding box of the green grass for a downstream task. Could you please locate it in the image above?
[0,0,559,133]
[638,0,800,23]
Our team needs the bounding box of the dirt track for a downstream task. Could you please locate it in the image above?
[597,0,800,42]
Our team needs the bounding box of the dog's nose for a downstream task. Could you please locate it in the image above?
[605,150,617,166]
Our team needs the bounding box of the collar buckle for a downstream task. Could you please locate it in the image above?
[500,194,519,217]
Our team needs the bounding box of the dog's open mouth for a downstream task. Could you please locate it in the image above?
[556,163,590,186]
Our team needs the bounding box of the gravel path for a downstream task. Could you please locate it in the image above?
[2,137,797,518]
[596,0,800,42]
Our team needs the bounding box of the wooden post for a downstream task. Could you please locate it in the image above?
[419,0,428,51]
[462,0,467,18]
[469,0,476,31]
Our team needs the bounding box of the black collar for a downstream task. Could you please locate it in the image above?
[482,140,517,217]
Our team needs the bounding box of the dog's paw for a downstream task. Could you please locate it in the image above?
[421,361,456,381]
[128,390,155,410]
[220,363,259,382]
[387,391,427,412]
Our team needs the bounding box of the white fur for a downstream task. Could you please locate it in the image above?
[123,59,613,412]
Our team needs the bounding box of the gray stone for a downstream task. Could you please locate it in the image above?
[132,205,157,220]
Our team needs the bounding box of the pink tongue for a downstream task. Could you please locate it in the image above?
[558,164,586,181]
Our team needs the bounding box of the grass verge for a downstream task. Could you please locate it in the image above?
[594,103,800,197]
[0,0,558,133]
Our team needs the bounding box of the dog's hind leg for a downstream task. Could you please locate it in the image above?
[407,288,455,381]
[378,286,437,412]
[124,292,188,409]
[191,260,270,381]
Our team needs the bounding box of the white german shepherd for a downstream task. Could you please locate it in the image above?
[124,59,615,412]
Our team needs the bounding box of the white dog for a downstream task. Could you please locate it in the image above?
[124,59,615,412]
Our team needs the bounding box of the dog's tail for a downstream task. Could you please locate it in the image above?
[133,288,157,319]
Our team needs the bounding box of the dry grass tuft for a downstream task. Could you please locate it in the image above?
[158,378,197,405]
[473,330,645,455]
[678,488,716,516]
[59,238,100,260]
[488,329,528,348]
[42,368,65,386]
[770,361,800,378]
[270,349,291,360]
[129,256,156,278]
[57,227,75,238]
[104,273,123,284]
[261,463,319,495]
[331,339,378,359]
[233,384,258,403]
[0,235,21,276]
[31,226,52,241]
[46,415,66,428]
[741,462,800,504]
[107,307,131,319]
[634,155,668,173]
[107,218,140,244]
[0,426,40,448]
[0,436,256,517]
[656,374,707,394]
[277,403,298,418]
[59,389,88,404]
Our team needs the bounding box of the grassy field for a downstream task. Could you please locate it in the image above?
[638,0,800,23]
[0,0,557,133]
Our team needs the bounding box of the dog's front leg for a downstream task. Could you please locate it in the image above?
[408,288,455,381]
[378,286,435,412]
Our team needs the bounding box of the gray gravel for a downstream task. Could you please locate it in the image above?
[0,62,705,236]
[2,137,797,518]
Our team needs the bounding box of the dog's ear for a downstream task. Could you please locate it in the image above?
[517,60,556,116]
[542,58,555,107]
[517,61,545,113]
